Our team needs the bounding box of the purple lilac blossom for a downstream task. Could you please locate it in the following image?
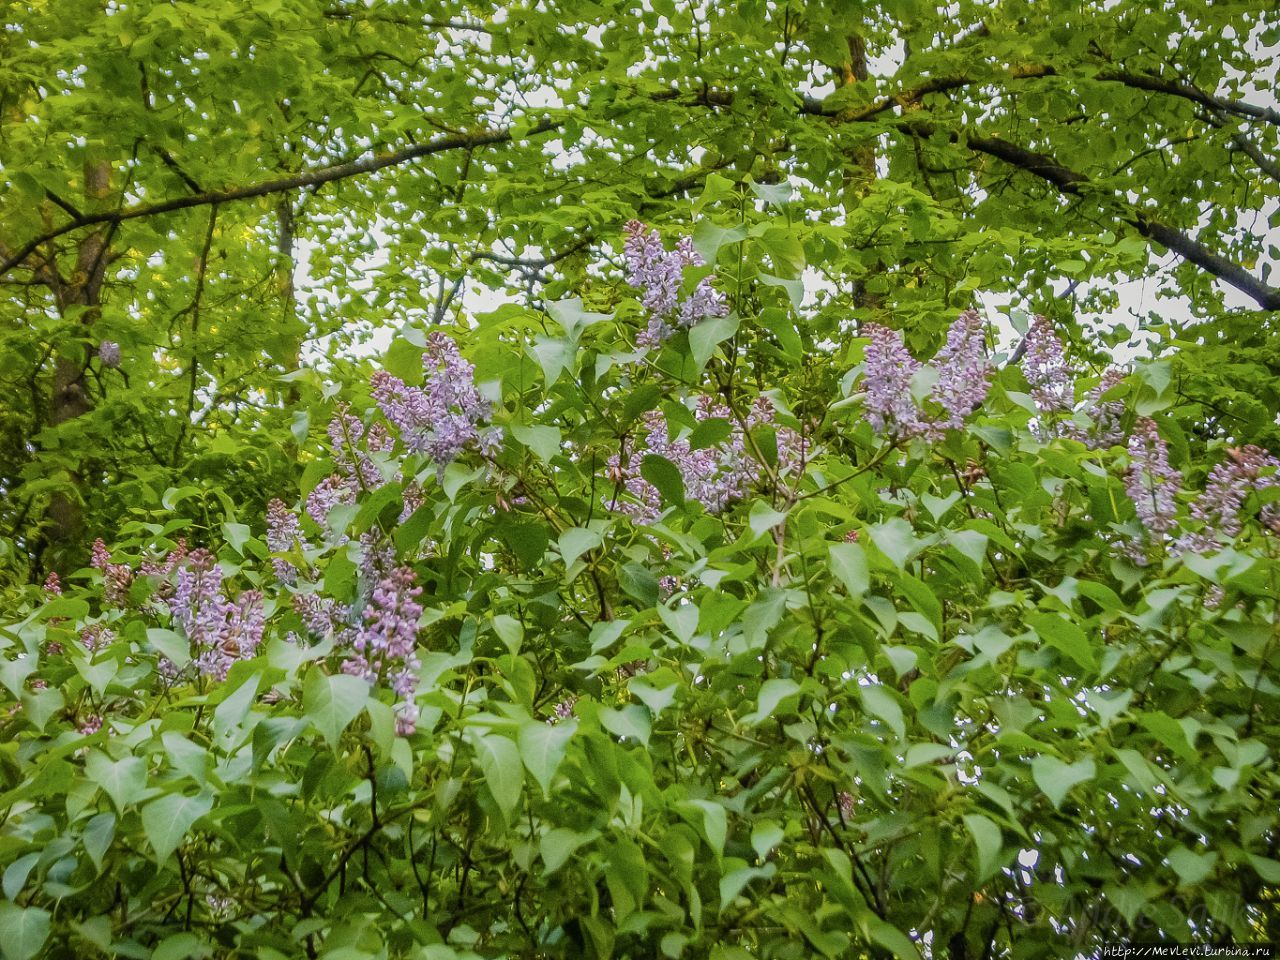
[549,696,577,724]
[167,550,265,680]
[929,310,993,431]
[91,538,134,606]
[609,400,759,521]
[98,341,121,368]
[293,593,350,641]
[371,333,498,468]
[399,483,425,522]
[43,571,61,594]
[140,539,189,577]
[266,498,306,583]
[1123,418,1181,563]
[1177,445,1280,553]
[343,566,422,736]
[80,624,115,653]
[77,714,103,736]
[306,474,356,532]
[748,395,808,475]
[359,531,396,589]
[623,221,727,348]
[862,323,927,438]
[1022,315,1073,416]
[1078,367,1128,449]
[328,405,390,490]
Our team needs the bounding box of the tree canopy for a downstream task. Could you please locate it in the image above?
[0,1,1278,958]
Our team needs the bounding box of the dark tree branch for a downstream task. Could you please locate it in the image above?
[955,134,1280,310]
[1098,70,1280,127]
[321,8,493,33]
[0,120,561,278]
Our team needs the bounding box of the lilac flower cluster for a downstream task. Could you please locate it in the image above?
[1177,446,1280,554]
[329,404,392,490]
[1078,367,1129,449]
[306,475,356,533]
[166,549,265,680]
[623,221,728,348]
[548,695,577,724]
[371,332,499,468]
[77,714,103,736]
[140,539,189,578]
[91,538,134,606]
[1123,418,1181,563]
[1022,315,1073,416]
[270,464,422,736]
[266,498,306,583]
[79,624,115,653]
[608,397,801,521]
[43,571,61,595]
[98,341,121,368]
[342,566,423,736]
[861,312,993,439]
[931,310,994,432]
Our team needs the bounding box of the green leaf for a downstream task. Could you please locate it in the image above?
[640,454,685,506]
[0,903,50,960]
[868,919,922,960]
[748,501,787,538]
[153,933,204,960]
[963,814,1004,881]
[473,733,523,823]
[222,520,252,555]
[147,628,191,669]
[866,519,921,569]
[512,423,562,462]
[142,791,214,863]
[542,827,597,874]
[86,752,147,812]
[691,221,747,264]
[599,704,651,745]
[1028,613,1097,672]
[546,297,612,339]
[682,799,727,856]
[742,678,800,726]
[529,335,575,385]
[503,521,549,568]
[1031,755,1096,809]
[82,812,116,872]
[2,855,38,902]
[829,541,870,598]
[303,669,369,748]
[618,562,659,606]
[518,719,576,796]
[1167,846,1218,886]
[558,526,602,569]
[689,314,739,369]
[859,683,905,740]
[751,820,784,861]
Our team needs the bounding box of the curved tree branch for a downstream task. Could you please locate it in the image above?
[0,119,561,278]
[959,134,1280,310]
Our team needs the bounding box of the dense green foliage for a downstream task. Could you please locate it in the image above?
[1,1,1279,958]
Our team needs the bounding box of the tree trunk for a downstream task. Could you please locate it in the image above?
[41,158,112,570]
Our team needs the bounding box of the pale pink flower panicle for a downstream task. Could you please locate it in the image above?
[371,333,499,469]
[861,312,992,439]
[1022,315,1073,416]
[623,221,728,348]
[1122,417,1182,564]
[343,566,423,736]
